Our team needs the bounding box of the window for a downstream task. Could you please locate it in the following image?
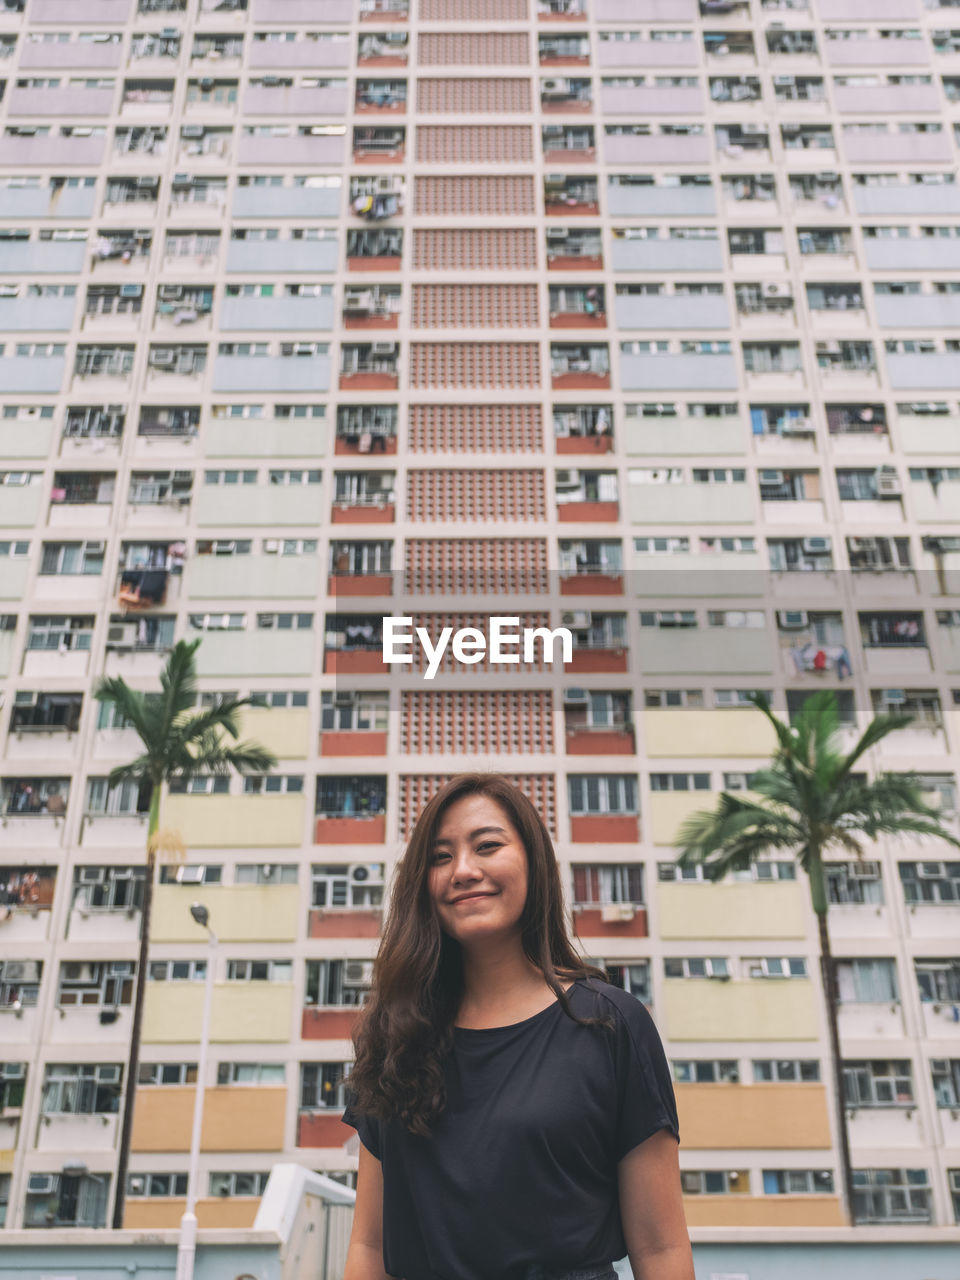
[216,1063,285,1086]
[209,1172,269,1197]
[234,862,298,882]
[650,774,711,792]
[320,690,388,732]
[305,959,373,1007]
[763,1170,834,1195]
[26,616,94,653]
[707,610,764,628]
[127,1173,188,1198]
[242,775,304,795]
[644,689,703,708]
[672,1060,739,1084]
[931,1059,960,1108]
[225,960,292,982]
[746,957,807,979]
[158,863,222,885]
[658,862,709,883]
[639,610,696,629]
[664,957,729,979]
[41,1063,122,1115]
[827,862,884,906]
[56,961,134,1007]
[138,1062,197,1086]
[148,960,207,982]
[837,958,899,1003]
[567,774,638,815]
[257,613,313,630]
[248,689,308,708]
[844,1060,915,1109]
[311,864,385,909]
[915,958,960,1003]
[753,1059,821,1083]
[167,775,230,795]
[681,1170,748,1195]
[72,867,145,912]
[187,614,245,633]
[571,864,644,905]
[85,778,151,818]
[899,861,960,904]
[300,1062,351,1111]
[203,469,257,485]
[852,1169,931,1225]
[714,689,769,707]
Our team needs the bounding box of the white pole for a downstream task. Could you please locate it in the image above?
[175,926,217,1280]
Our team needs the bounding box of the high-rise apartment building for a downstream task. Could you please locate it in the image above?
[0,0,959,1244]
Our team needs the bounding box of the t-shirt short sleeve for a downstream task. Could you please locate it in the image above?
[609,994,680,1161]
[341,1087,383,1161]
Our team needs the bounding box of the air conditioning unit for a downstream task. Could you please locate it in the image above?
[556,469,581,488]
[344,290,374,312]
[62,962,97,984]
[780,418,810,435]
[349,862,383,884]
[561,610,591,628]
[740,122,765,135]
[120,284,143,298]
[14,691,38,707]
[343,960,374,987]
[759,470,784,485]
[802,537,830,553]
[3,961,40,982]
[917,861,946,878]
[128,1176,147,1195]
[600,903,635,923]
[149,348,176,367]
[761,282,787,297]
[78,867,105,884]
[882,689,907,706]
[541,78,570,95]
[371,342,396,355]
[107,622,139,648]
[563,687,589,704]
[876,467,902,497]
[261,75,281,86]
[778,610,808,628]
[27,1174,57,1195]
[159,286,184,300]
[181,125,204,138]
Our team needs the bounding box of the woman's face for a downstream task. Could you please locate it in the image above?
[427,793,530,945]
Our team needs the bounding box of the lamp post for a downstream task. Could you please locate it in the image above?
[175,902,217,1280]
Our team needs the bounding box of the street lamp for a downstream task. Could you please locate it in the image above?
[175,902,217,1280]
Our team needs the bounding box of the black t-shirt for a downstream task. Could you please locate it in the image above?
[341,976,679,1280]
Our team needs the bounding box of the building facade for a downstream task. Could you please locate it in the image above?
[0,0,959,1245]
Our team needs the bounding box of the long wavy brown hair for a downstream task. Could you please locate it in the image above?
[346,772,615,1137]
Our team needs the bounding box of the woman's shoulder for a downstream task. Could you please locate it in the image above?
[574,977,659,1035]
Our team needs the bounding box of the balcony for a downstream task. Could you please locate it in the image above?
[244,83,349,116]
[886,353,960,390]
[621,352,739,391]
[189,553,319,600]
[0,134,106,167]
[615,293,730,331]
[225,238,337,274]
[665,977,818,1041]
[833,84,939,114]
[875,294,960,329]
[572,903,647,938]
[596,0,692,14]
[610,236,724,273]
[607,180,714,218]
[644,706,775,758]
[639,626,773,676]
[220,294,334,332]
[206,413,328,458]
[604,129,710,165]
[0,867,55,942]
[211,353,331,393]
[599,82,703,115]
[826,37,931,67]
[131,1083,285,1153]
[142,981,294,1044]
[626,414,744,456]
[854,185,960,218]
[152,883,298,941]
[7,86,114,117]
[237,131,345,167]
[843,131,952,165]
[192,630,315,679]
[20,41,121,69]
[0,293,77,332]
[231,182,341,219]
[569,814,639,843]
[659,880,806,939]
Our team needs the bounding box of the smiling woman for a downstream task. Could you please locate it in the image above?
[341,773,693,1280]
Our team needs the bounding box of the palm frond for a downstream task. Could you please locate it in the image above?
[834,710,915,780]
[93,677,152,743]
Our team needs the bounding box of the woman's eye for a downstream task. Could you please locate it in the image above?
[477,843,501,853]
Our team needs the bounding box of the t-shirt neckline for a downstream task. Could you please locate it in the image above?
[452,979,580,1036]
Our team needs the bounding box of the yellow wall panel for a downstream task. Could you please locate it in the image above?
[664,979,819,1041]
[132,1085,286,1153]
[658,881,807,940]
[683,1196,844,1228]
[163,793,304,847]
[143,982,294,1043]
[644,708,777,758]
[151,884,299,943]
[676,1083,831,1149]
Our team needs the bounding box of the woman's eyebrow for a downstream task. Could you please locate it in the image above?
[432,826,508,847]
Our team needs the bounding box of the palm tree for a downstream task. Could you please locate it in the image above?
[95,638,277,1229]
[674,689,960,1225]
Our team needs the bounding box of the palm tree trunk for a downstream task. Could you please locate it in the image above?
[111,784,160,1229]
[810,854,856,1226]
